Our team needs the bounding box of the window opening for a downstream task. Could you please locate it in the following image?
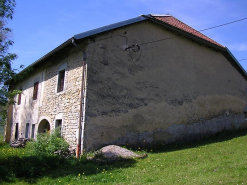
[31,124,35,139]
[17,88,22,105]
[33,82,39,100]
[15,123,19,140]
[57,70,65,93]
[25,123,30,138]
[55,119,62,136]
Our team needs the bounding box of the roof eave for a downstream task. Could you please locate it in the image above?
[5,38,73,85]
[26,38,73,69]
[74,15,148,40]
[224,47,247,79]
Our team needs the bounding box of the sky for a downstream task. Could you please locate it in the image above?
[7,0,247,71]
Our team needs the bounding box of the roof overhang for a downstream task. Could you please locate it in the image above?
[5,38,73,85]
[74,15,148,40]
[223,47,247,79]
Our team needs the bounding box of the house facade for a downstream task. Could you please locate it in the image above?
[5,14,247,154]
[6,46,84,151]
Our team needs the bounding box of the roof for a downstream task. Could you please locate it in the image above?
[150,14,224,48]
[73,14,225,50]
[9,14,247,83]
[74,16,147,40]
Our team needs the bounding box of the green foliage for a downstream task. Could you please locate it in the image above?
[0,148,71,181]
[0,0,15,19]
[0,134,4,146]
[0,0,33,127]
[1,129,247,184]
[0,0,17,85]
[27,128,70,156]
[0,89,21,128]
[0,0,19,127]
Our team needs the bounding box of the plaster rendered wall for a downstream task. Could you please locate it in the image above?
[11,70,44,140]
[83,21,247,151]
[10,48,84,150]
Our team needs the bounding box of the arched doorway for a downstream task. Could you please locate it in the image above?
[38,119,50,133]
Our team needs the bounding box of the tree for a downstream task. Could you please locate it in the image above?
[0,0,18,126]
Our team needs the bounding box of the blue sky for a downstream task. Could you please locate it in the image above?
[8,0,247,70]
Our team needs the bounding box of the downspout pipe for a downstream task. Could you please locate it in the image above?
[72,38,87,158]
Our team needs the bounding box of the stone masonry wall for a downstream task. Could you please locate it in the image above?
[10,47,84,151]
[39,49,84,150]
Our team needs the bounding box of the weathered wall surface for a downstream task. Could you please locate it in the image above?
[84,21,247,151]
[8,20,247,152]
[11,70,44,140]
[38,49,83,150]
[10,48,84,150]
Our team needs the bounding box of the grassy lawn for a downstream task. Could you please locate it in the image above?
[1,130,247,184]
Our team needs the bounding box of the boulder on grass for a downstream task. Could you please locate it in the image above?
[87,145,147,164]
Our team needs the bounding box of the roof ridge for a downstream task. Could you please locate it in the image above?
[150,13,171,17]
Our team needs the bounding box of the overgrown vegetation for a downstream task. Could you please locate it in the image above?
[26,128,69,156]
[1,129,247,184]
[0,129,71,181]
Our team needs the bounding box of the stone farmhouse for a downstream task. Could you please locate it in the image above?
[5,14,247,155]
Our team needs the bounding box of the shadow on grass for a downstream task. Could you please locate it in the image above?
[150,128,247,153]
[0,153,137,184]
[1,128,247,183]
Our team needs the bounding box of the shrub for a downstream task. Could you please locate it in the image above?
[27,128,69,156]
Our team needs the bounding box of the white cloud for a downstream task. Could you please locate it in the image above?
[228,44,247,51]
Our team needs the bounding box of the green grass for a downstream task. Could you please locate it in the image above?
[1,130,247,184]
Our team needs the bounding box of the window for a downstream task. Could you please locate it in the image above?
[57,70,65,93]
[25,123,30,138]
[33,82,39,100]
[17,91,22,105]
[15,123,19,140]
[31,124,35,139]
[55,119,62,136]
[245,112,247,119]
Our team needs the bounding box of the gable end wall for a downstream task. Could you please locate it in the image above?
[83,20,247,151]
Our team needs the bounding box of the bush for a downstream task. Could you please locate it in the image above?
[0,135,5,147]
[27,128,69,156]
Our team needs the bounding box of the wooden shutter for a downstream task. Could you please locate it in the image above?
[33,82,39,100]
[57,70,65,92]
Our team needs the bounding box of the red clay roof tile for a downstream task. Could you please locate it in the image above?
[152,15,225,48]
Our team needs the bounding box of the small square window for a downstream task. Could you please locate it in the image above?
[57,70,65,93]
[33,82,39,100]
